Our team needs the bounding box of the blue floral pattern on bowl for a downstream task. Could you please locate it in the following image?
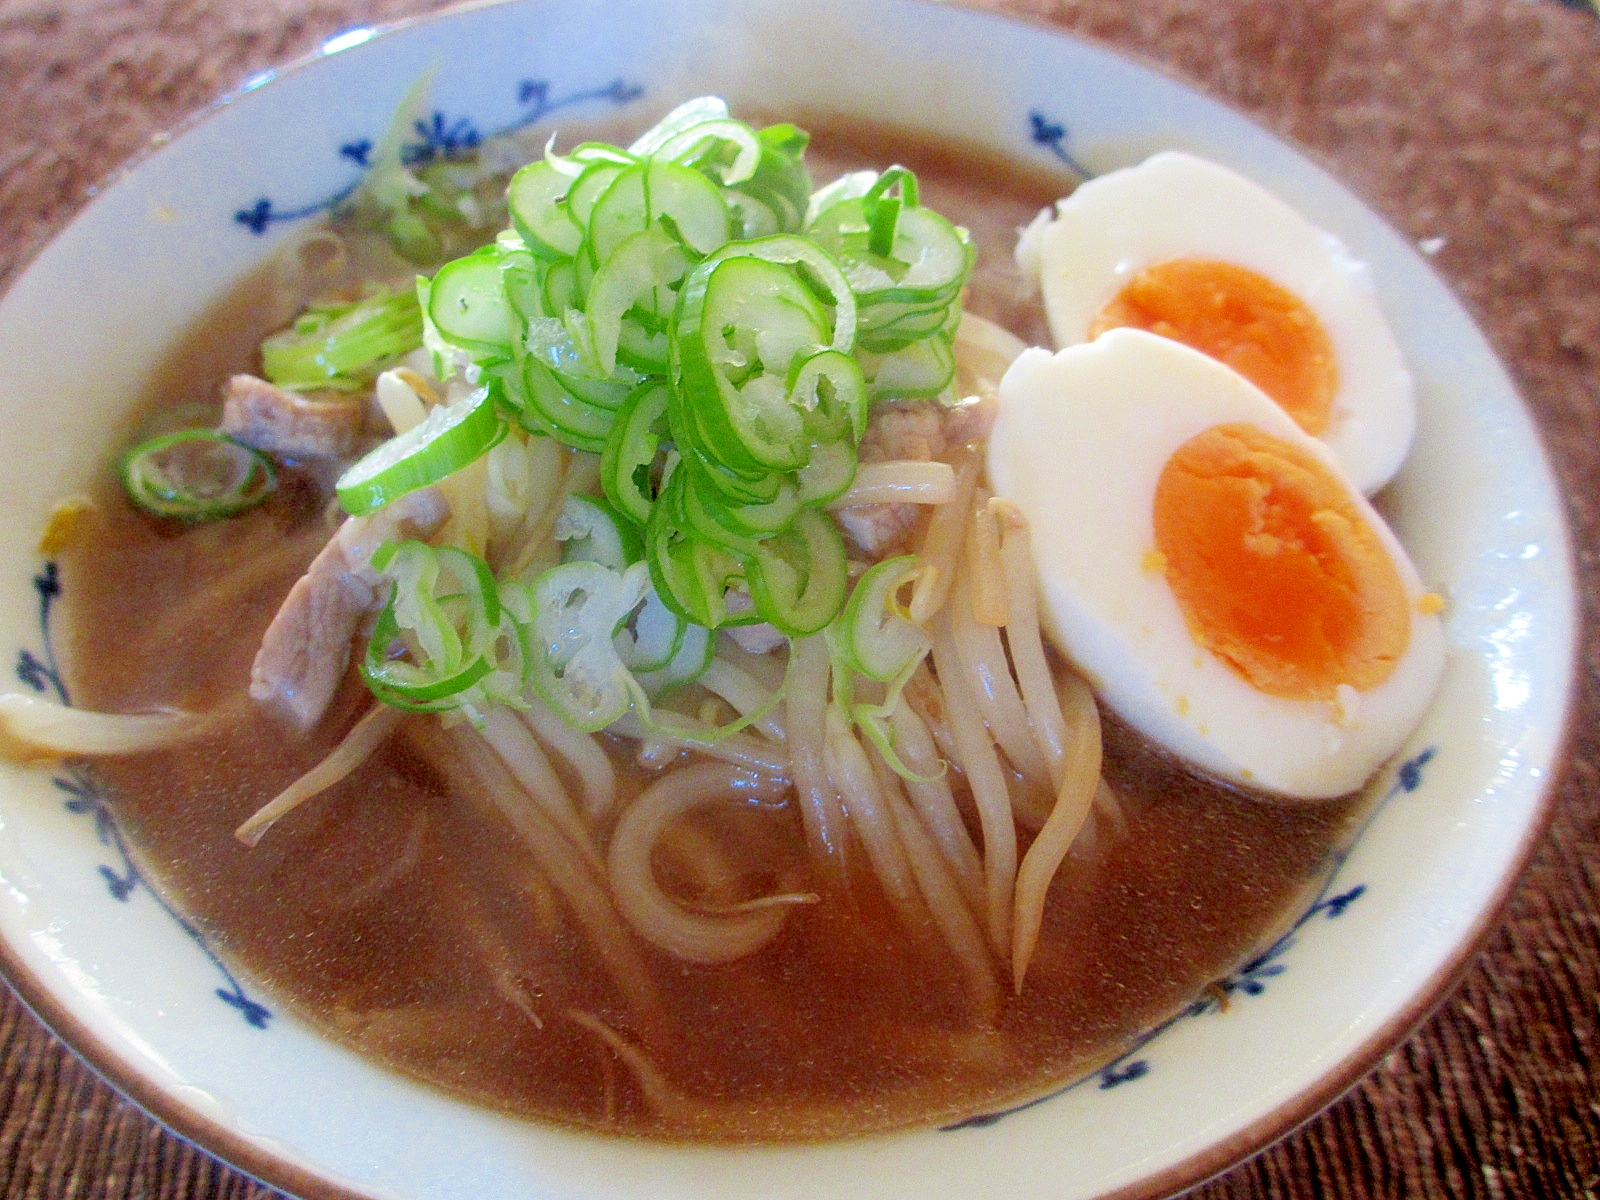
[946,744,1434,1129]
[234,77,642,235]
[14,563,272,1029]
[1028,109,1095,179]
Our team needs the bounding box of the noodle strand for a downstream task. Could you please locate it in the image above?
[993,499,1071,789]
[1011,672,1103,991]
[823,707,924,929]
[607,762,808,963]
[235,704,401,845]
[908,450,980,625]
[949,562,1052,789]
[518,695,617,821]
[609,712,791,778]
[831,460,957,508]
[966,488,1008,627]
[476,707,603,870]
[427,721,665,1031]
[698,658,787,742]
[886,698,985,915]
[880,768,1000,1017]
[931,611,1017,957]
[785,634,849,883]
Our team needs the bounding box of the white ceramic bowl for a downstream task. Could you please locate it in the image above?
[0,1,1576,1198]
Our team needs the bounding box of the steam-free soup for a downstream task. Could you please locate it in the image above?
[51,117,1377,1139]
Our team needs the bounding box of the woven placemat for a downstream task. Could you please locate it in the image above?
[0,1,1596,1196]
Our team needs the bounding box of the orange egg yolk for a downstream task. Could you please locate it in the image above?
[1152,422,1409,702]
[1091,258,1338,437]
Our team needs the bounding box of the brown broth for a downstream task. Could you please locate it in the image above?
[56,123,1367,1141]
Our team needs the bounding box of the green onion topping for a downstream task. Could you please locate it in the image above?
[336,385,506,516]
[260,286,424,393]
[120,430,276,522]
[318,96,979,733]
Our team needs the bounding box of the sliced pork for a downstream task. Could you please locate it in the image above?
[837,396,996,557]
[222,374,365,460]
[250,487,448,728]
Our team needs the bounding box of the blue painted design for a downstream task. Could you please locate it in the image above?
[1398,747,1434,792]
[943,746,1435,1130]
[16,563,67,704]
[16,562,272,1030]
[404,110,481,165]
[1028,109,1093,179]
[1098,1059,1150,1089]
[234,76,643,235]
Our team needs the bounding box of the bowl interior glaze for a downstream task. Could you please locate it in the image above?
[0,2,1574,1198]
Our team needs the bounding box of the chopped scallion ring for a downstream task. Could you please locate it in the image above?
[556,493,644,572]
[119,430,276,522]
[362,541,518,713]
[336,384,505,516]
[839,555,929,682]
[526,560,650,731]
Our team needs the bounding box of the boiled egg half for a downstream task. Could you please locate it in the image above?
[988,328,1445,799]
[1017,152,1415,495]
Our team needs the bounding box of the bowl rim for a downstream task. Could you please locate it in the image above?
[0,2,1580,1198]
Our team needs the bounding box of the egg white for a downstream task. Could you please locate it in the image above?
[1016,151,1415,496]
[988,328,1446,799]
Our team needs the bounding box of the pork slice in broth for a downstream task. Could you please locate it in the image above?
[250,487,448,728]
[221,373,366,460]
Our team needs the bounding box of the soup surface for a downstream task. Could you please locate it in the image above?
[58,123,1366,1140]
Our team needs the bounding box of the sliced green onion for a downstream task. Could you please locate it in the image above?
[415,276,457,381]
[652,117,764,186]
[614,585,689,674]
[729,123,812,234]
[328,99,984,656]
[672,253,834,474]
[824,557,939,784]
[788,347,869,443]
[556,493,643,572]
[718,476,802,538]
[538,258,582,319]
[627,96,733,158]
[120,430,276,522]
[700,234,857,354]
[806,168,972,311]
[584,227,696,375]
[525,559,650,731]
[362,542,519,713]
[508,157,582,259]
[839,555,928,682]
[857,301,956,353]
[852,698,943,785]
[679,449,781,512]
[805,169,877,224]
[601,382,670,525]
[794,438,858,507]
[336,384,504,516]
[427,245,514,356]
[497,247,549,330]
[586,159,731,265]
[859,333,957,400]
[517,357,622,452]
[743,507,848,636]
[261,286,424,393]
[669,459,765,558]
[630,620,714,697]
[647,484,750,629]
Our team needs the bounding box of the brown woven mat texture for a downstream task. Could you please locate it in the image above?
[0,0,1597,1196]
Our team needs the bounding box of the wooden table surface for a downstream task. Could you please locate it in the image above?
[0,0,1596,1196]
